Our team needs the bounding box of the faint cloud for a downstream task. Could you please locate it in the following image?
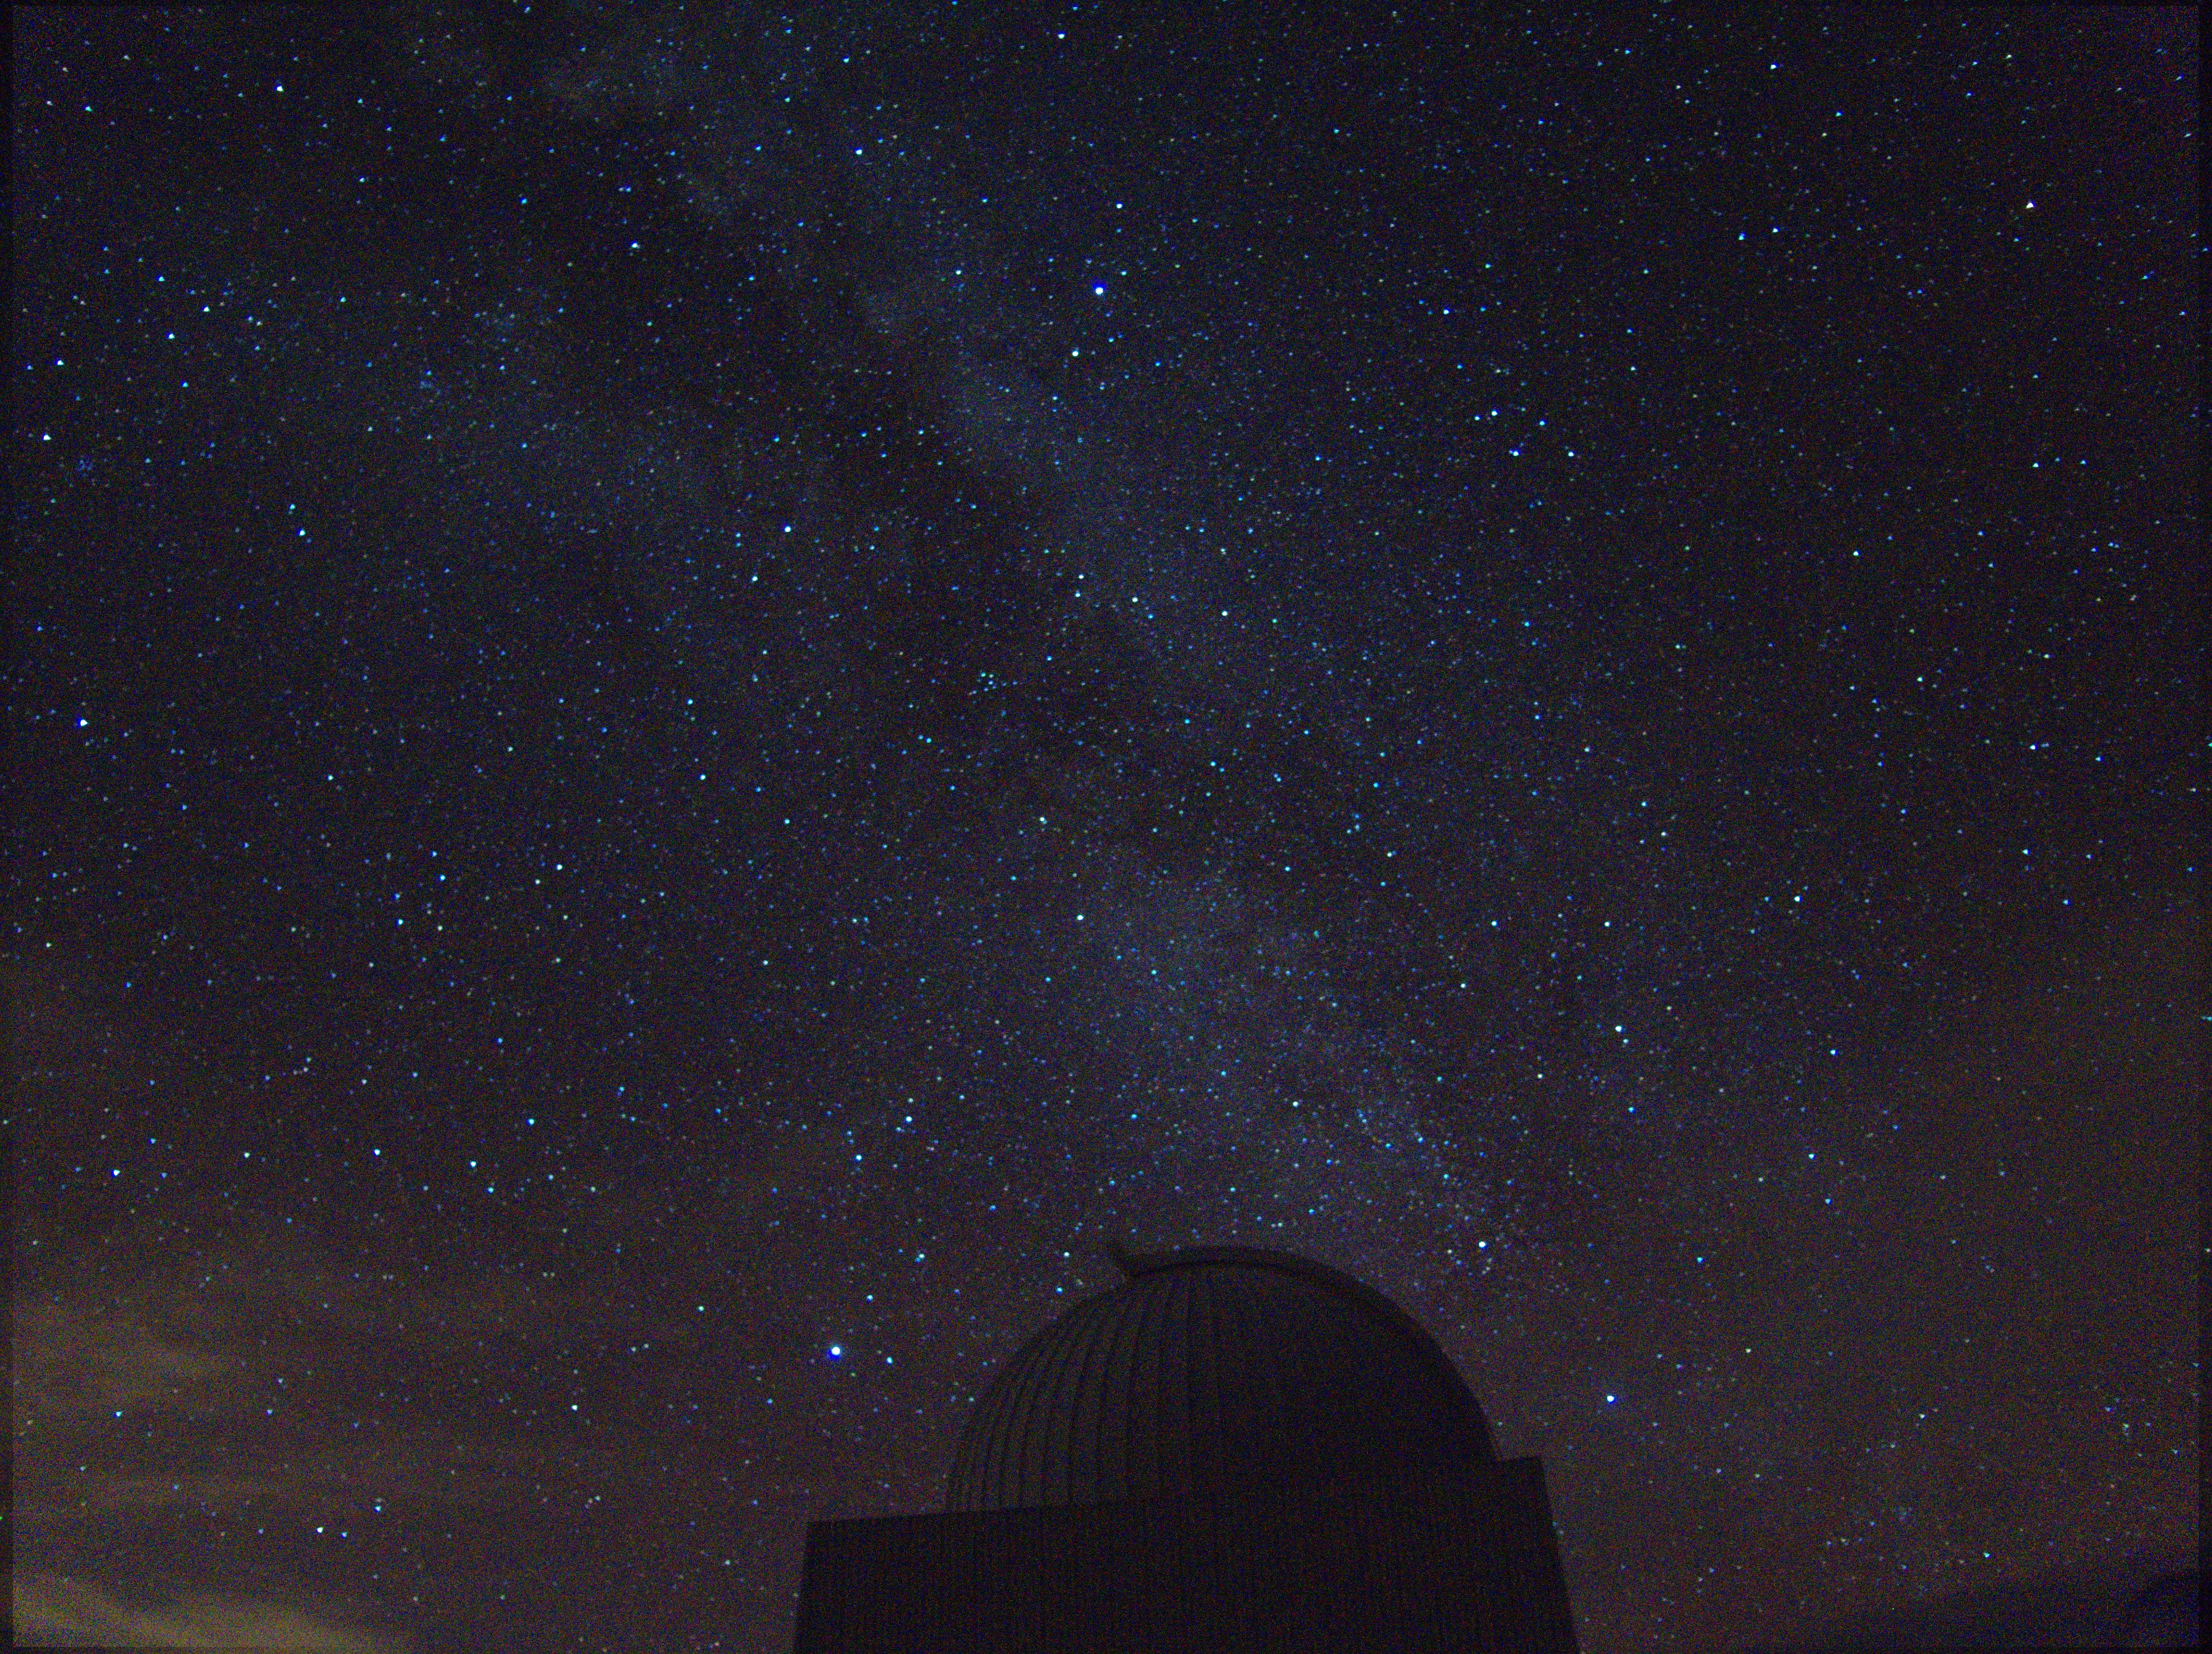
[16,1299,238,1417]
[15,1573,416,1652]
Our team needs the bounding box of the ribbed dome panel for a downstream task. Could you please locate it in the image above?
[946,1245,1495,1512]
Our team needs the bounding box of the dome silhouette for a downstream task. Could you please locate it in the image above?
[794,1238,1579,1652]
[947,1241,1497,1511]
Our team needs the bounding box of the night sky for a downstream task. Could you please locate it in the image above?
[12,5,2200,1651]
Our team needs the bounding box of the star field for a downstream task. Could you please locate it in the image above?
[12,6,2199,1651]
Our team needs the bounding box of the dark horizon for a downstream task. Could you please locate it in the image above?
[1737,1559,2200,1652]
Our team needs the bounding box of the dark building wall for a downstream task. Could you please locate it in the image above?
[1497,1455,1579,1654]
[794,1458,1578,1653]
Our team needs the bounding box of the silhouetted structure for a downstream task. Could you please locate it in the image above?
[2115,1568,2199,1648]
[793,1241,1579,1651]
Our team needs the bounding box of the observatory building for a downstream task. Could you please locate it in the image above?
[793,1241,1579,1651]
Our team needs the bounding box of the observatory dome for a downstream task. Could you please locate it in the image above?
[946,1242,1498,1513]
